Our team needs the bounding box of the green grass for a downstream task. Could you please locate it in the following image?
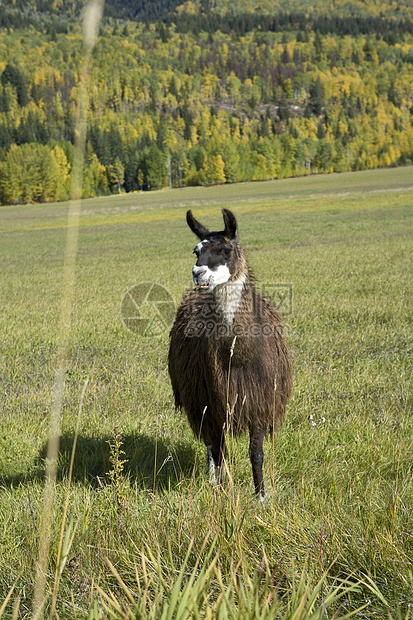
[1,167,413,618]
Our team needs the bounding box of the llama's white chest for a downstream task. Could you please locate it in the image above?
[214,275,246,325]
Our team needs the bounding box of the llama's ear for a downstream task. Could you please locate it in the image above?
[186,210,211,240]
[222,208,238,242]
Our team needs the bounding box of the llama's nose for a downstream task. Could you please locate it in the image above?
[193,266,206,283]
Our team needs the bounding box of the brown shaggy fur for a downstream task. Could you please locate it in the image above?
[168,210,292,499]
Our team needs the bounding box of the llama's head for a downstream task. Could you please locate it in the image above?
[187,209,245,291]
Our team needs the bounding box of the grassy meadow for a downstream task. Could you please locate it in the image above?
[1,167,413,617]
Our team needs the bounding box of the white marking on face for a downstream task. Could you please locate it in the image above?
[194,240,208,254]
[210,264,231,287]
[192,264,231,290]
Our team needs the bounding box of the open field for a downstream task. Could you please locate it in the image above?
[1,167,413,617]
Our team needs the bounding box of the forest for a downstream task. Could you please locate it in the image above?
[0,0,413,204]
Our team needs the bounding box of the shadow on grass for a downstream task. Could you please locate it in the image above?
[1,433,199,491]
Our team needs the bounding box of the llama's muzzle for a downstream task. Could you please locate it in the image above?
[193,266,209,287]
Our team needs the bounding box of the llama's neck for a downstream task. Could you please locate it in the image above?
[214,273,248,325]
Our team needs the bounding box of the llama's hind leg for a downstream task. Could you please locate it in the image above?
[249,423,267,502]
[207,434,226,486]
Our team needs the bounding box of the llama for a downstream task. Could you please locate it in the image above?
[168,208,292,501]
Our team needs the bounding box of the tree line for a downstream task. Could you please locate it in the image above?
[168,10,413,42]
[0,9,413,204]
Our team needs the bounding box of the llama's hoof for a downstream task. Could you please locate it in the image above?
[211,466,224,487]
[258,493,268,506]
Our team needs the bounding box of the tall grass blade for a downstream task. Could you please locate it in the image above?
[51,378,89,617]
[0,579,18,617]
[31,2,103,616]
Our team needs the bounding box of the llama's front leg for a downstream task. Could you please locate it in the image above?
[207,435,226,486]
[249,424,267,502]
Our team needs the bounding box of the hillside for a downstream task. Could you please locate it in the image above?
[0,0,413,203]
[2,0,413,24]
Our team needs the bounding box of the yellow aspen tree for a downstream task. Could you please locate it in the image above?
[213,154,226,184]
[51,145,70,201]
